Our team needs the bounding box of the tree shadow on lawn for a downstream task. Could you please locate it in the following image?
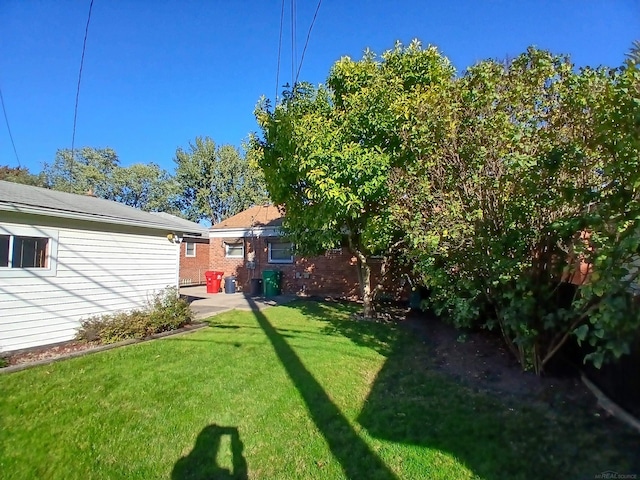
[173,424,248,480]
[247,298,398,480]
[285,300,640,480]
[286,299,401,356]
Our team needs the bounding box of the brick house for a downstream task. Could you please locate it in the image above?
[209,205,407,298]
[179,236,210,286]
[151,212,209,286]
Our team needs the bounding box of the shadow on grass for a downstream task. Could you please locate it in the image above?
[283,300,400,356]
[172,424,247,480]
[284,300,640,479]
[247,297,397,480]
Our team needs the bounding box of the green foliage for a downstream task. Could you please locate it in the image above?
[43,147,181,213]
[254,41,454,314]
[76,287,192,344]
[626,40,640,64]
[0,356,8,368]
[43,147,120,196]
[111,162,180,212]
[0,165,45,186]
[174,137,269,225]
[393,47,640,373]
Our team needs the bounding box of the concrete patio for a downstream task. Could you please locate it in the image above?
[179,285,297,320]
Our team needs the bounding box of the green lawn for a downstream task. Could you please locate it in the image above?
[1,300,637,479]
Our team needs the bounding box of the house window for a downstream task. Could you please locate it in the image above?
[268,242,294,264]
[225,242,244,258]
[1,235,49,268]
[185,242,196,257]
[0,235,8,267]
[0,226,58,277]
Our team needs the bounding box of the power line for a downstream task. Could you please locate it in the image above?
[275,0,286,103]
[0,85,20,167]
[295,0,322,85]
[71,0,95,160]
[291,0,296,88]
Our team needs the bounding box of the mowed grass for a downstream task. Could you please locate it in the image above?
[1,300,638,479]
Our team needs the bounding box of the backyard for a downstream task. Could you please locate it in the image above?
[1,300,638,479]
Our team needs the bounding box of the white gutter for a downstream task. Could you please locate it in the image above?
[209,226,282,238]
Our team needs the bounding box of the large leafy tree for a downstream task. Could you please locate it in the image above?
[44,147,119,197]
[174,137,269,225]
[0,165,45,186]
[254,41,454,316]
[393,48,640,373]
[43,147,180,213]
[111,163,180,212]
[626,40,640,64]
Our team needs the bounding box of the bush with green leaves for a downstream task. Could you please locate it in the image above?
[391,48,640,373]
[76,287,193,345]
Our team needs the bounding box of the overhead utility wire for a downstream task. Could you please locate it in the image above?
[291,0,296,88]
[275,0,286,103]
[0,85,21,166]
[294,0,322,85]
[71,0,95,160]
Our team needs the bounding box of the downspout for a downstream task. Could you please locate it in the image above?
[175,239,181,292]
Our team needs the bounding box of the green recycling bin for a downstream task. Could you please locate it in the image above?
[262,270,282,297]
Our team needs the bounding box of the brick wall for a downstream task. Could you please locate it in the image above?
[210,236,410,299]
[209,237,247,284]
[179,238,210,286]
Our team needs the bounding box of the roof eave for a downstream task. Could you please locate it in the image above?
[0,203,204,236]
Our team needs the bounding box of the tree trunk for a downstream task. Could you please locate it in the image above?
[355,251,373,318]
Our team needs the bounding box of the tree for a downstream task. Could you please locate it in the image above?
[575,60,640,369]
[626,40,640,64]
[43,147,180,213]
[174,137,269,225]
[392,47,640,373]
[111,163,180,213]
[0,165,45,186]
[254,41,454,316]
[43,147,119,197]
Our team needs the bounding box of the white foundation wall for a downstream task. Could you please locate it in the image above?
[0,221,178,352]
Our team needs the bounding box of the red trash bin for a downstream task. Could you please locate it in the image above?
[205,271,224,294]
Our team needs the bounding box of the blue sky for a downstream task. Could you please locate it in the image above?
[1,1,638,175]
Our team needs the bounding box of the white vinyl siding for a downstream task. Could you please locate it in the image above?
[0,221,178,352]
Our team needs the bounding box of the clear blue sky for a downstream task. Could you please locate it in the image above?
[1,1,638,175]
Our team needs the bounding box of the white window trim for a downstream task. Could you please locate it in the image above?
[185,242,196,257]
[0,225,59,278]
[225,242,244,259]
[268,241,294,264]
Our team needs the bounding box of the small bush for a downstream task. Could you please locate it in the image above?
[76,287,193,344]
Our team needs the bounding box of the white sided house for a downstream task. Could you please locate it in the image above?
[0,181,205,353]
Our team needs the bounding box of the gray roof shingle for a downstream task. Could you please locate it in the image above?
[149,212,208,235]
[0,180,204,235]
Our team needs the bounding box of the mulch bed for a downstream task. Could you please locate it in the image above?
[1,322,207,371]
[5,341,100,367]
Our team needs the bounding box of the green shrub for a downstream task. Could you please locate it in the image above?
[76,287,193,344]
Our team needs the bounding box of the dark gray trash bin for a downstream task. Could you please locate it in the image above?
[224,276,236,294]
[250,278,263,296]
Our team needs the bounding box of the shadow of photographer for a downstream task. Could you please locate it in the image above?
[172,424,248,480]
